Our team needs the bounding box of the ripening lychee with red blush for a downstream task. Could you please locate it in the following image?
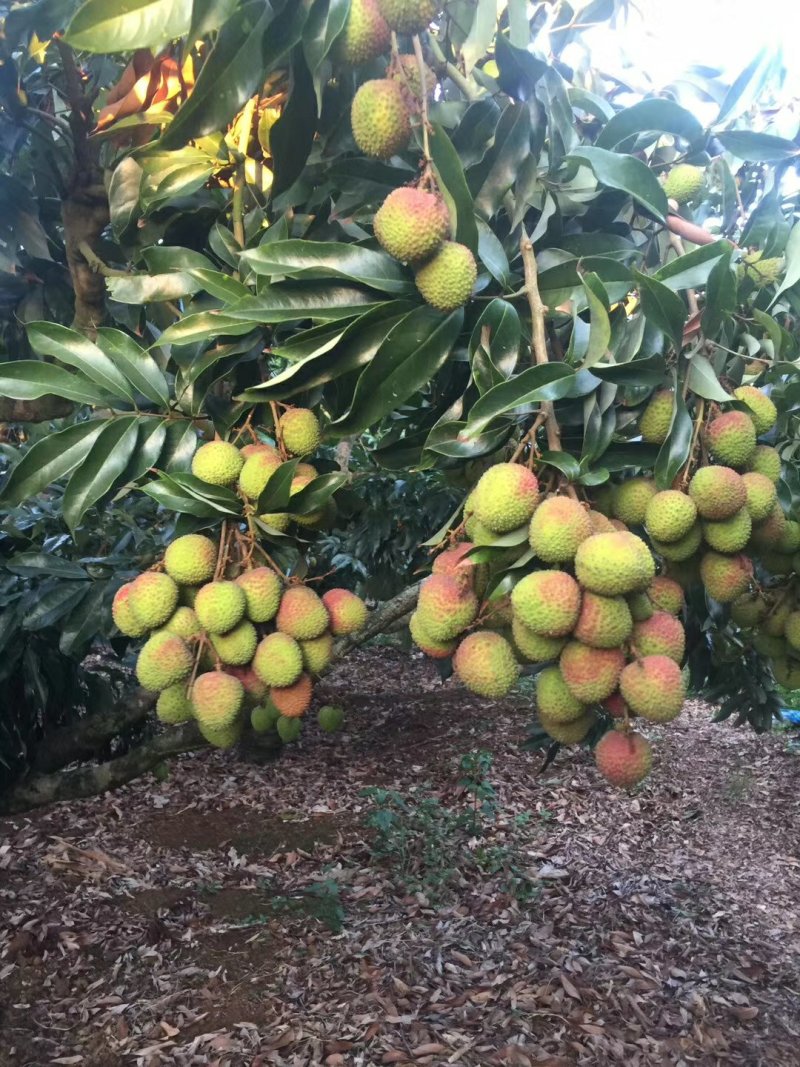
[322,588,368,636]
[270,673,313,718]
[112,582,147,637]
[432,542,483,592]
[602,691,631,719]
[646,576,684,616]
[688,465,747,520]
[511,570,581,636]
[528,495,593,563]
[276,585,330,640]
[409,611,457,659]
[594,729,652,788]
[619,654,685,722]
[699,551,753,603]
[559,642,625,703]
[705,410,757,468]
[452,631,519,698]
[225,666,267,705]
[631,612,685,663]
[416,573,478,641]
[572,592,633,649]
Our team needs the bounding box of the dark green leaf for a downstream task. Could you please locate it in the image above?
[538,450,581,480]
[108,157,142,236]
[569,147,668,221]
[634,271,687,350]
[61,416,141,531]
[477,220,511,285]
[579,275,611,368]
[255,458,299,513]
[59,584,107,656]
[469,299,520,391]
[494,34,547,101]
[0,421,105,505]
[23,583,90,631]
[191,0,238,36]
[5,553,89,580]
[589,355,666,386]
[27,321,135,401]
[241,240,412,294]
[597,99,704,150]
[303,0,349,91]
[686,352,731,402]
[466,364,576,435]
[0,362,116,407]
[654,382,692,489]
[702,252,736,336]
[271,47,317,197]
[429,124,479,253]
[65,0,191,51]
[717,130,800,163]
[95,328,170,408]
[142,474,228,517]
[654,240,731,291]
[472,103,531,219]
[288,472,348,514]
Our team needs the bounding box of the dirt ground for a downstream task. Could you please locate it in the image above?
[1,648,799,1066]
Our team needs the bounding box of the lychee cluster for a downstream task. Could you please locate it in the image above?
[113,532,368,749]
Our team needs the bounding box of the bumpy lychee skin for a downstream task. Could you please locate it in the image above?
[414,241,477,312]
[620,655,685,722]
[112,582,147,637]
[750,502,787,550]
[318,705,345,733]
[241,441,280,460]
[603,691,630,719]
[639,389,674,444]
[703,507,752,553]
[300,632,334,674]
[253,632,303,688]
[611,477,658,525]
[409,611,457,659]
[574,532,656,596]
[226,665,267,705]
[700,551,753,603]
[536,666,585,723]
[511,617,566,663]
[734,385,778,435]
[627,592,653,622]
[336,0,390,63]
[754,633,787,659]
[416,574,478,641]
[773,657,800,689]
[211,621,258,666]
[377,0,437,32]
[560,642,625,703]
[259,511,291,532]
[251,701,281,733]
[511,570,581,637]
[453,631,520,698]
[322,589,368,636]
[663,164,705,204]
[374,187,449,263]
[236,567,282,623]
[275,585,329,640]
[351,79,410,159]
[761,598,792,638]
[738,251,784,288]
[730,592,768,628]
[194,581,246,634]
[136,632,192,692]
[238,449,283,500]
[191,441,243,486]
[279,408,321,456]
[631,612,685,663]
[270,674,313,718]
[158,606,202,641]
[647,576,684,616]
[573,592,633,649]
[745,444,782,483]
[540,710,596,745]
[191,671,244,732]
[594,729,653,788]
[651,522,703,562]
[742,471,778,521]
[705,410,757,468]
[432,542,484,593]
[784,612,800,653]
[164,534,216,586]
[156,684,193,724]
[688,465,747,520]
[778,520,800,554]
[529,496,593,563]
[128,572,179,630]
[645,491,697,543]
[389,53,436,105]
[472,463,539,534]
[588,510,616,534]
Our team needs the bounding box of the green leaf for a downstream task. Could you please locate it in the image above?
[23,583,91,631]
[466,364,577,436]
[429,124,479,253]
[538,450,581,480]
[241,241,412,294]
[255,458,299,513]
[95,328,170,408]
[108,157,142,236]
[166,472,241,512]
[654,382,692,489]
[579,275,611,369]
[589,355,666,386]
[702,252,736,336]
[107,272,201,304]
[0,421,105,505]
[331,305,464,436]
[121,420,169,484]
[0,362,117,407]
[772,220,800,302]
[654,241,731,292]
[158,0,275,148]
[288,472,348,514]
[27,321,135,402]
[494,34,547,102]
[59,584,107,656]
[271,46,317,197]
[477,220,511,285]
[160,421,198,472]
[469,299,520,390]
[303,0,349,110]
[596,99,704,150]
[460,0,496,74]
[472,103,531,219]
[715,48,781,126]
[65,0,191,51]
[717,130,800,163]
[61,416,141,531]
[191,0,238,36]
[189,269,252,302]
[568,147,668,221]
[6,553,89,580]
[686,352,731,402]
[634,271,687,351]
[142,473,230,517]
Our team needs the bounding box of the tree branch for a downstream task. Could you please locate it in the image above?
[329,580,422,664]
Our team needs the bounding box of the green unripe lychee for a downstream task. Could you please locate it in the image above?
[253,631,303,687]
[279,408,321,456]
[156,684,193,724]
[772,657,800,689]
[631,611,685,663]
[699,551,753,602]
[783,612,800,652]
[611,477,658,525]
[452,631,519,698]
[627,592,654,622]
[389,53,436,105]
[414,241,477,312]
[128,572,179,630]
[620,654,685,721]
[238,450,283,500]
[210,621,258,666]
[351,79,410,159]
[705,410,757,468]
[276,585,331,640]
[646,576,684,616]
[536,666,585,723]
[573,592,633,649]
[511,617,566,663]
[163,534,216,585]
[733,385,778,435]
[730,592,769,628]
[663,164,705,204]
[377,0,437,32]
[574,532,656,596]
[300,631,334,674]
[750,503,787,550]
[753,633,787,658]
[511,570,581,637]
[374,187,449,263]
[737,251,784,288]
[259,511,291,532]
[742,471,778,521]
[778,519,800,553]
[276,715,303,743]
[194,581,246,634]
[417,574,478,641]
[251,701,281,733]
[236,567,282,623]
[471,463,539,534]
[318,705,345,733]
[540,710,596,744]
[703,507,752,553]
[528,495,593,563]
[745,444,782,483]
[191,440,243,486]
[136,632,192,692]
[322,588,368,635]
[761,598,792,637]
[650,522,703,562]
[157,606,202,641]
[644,490,697,543]
[594,729,652,788]
[336,0,390,63]
[112,582,147,637]
[688,465,747,520]
[560,641,625,703]
[639,389,674,444]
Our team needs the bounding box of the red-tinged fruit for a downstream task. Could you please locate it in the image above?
[705,410,757,468]
[528,495,593,563]
[128,571,179,630]
[253,632,303,688]
[270,674,313,718]
[688,465,747,520]
[647,576,684,616]
[236,567,282,623]
[574,532,655,596]
[700,552,753,603]
[374,187,449,263]
[560,642,625,703]
[535,666,585,723]
[511,570,581,637]
[471,463,539,534]
[573,592,633,649]
[619,655,685,722]
[276,585,330,640]
[322,588,368,636]
[112,582,147,637]
[595,729,652,788]
[452,631,519,698]
[416,573,478,641]
[631,612,685,663]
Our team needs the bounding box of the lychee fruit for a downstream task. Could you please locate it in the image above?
[112,582,147,637]
[210,621,258,666]
[452,631,520,698]
[784,612,800,653]
[409,611,458,659]
[645,490,697,543]
[374,187,449,263]
[646,576,684,616]
[650,522,703,562]
[390,52,436,105]
[529,496,593,563]
[619,654,685,721]
[318,705,345,733]
[432,541,485,593]
[270,673,313,718]
[336,0,390,63]
[275,585,329,640]
[535,666,585,723]
[700,551,753,602]
[734,385,778,434]
[128,572,179,630]
[602,691,630,719]
[300,631,334,674]
[594,729,653,787]
[663,164,704,204]
[236,567,282,623]
[251,701,281,733]
[511,570,581,637]
[729,591,768,628]
[276,715,303,743]
[703,506,753,553]
[560,642,625,703]
[639,389,674,444]
[471,463,539,534]
[136,632,192,692]
[158,606,202,641]
[322,588,368,635]
[414,241,477,312]
[573,592,633,649]
[238,449,283,500]
[191,670,244,736]
[253,631,303,688]
[156,684,193,724]
[750,502,787,550]
[416,573,478,641]
[279,408,321,456]
[194,580,246,634]
[539,710,596,744]
[627,592,654,622]
[688,465,747,520]
[377,0,438,33]
[738,250,784,288]
[164,534,217,585]
[705,410,757,468]
[191,440,243,486]
[745,444,782,483]
[511,617,566,663]
[742,471,778,521]
[574,532,656,596]
[351,79,410,159]
[631,612,685,663]
[611,477,658,525]
[226,665,267,705]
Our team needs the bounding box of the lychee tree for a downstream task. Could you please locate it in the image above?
[1,0,800,807]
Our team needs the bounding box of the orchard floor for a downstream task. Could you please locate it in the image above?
[1,649,800,1067]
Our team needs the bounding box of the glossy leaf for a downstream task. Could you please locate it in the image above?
[473,103,531,219]
[0,362,117,407]
[686,352,731,402]
[191,0,238,35]
[241,241,412,294]
[59,584,107,657]
[702,252,736,336]
[142,474,231,517]
[494,34,547,101]
[654,241,731,292]
[95,328,170,408]
[633,271,687,351]
[717,130,800,163]
[255,459,299,513]
[61,416,140,531]
[288,472,348,514]
[65,0,191,51]
[654,382,692,489]
[27,322,135,401]
[538,450,581,480]
[429,124,479,253]
[597,98,704,149]
[715,49,781,126]
[579,275,611,369]
[107,272,201,304]
[0,421,105,505]
[569,147,668,221]
[466,364,577,435]
[23,583,91,631]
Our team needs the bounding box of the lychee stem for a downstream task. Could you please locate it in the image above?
[412,34,433,174]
